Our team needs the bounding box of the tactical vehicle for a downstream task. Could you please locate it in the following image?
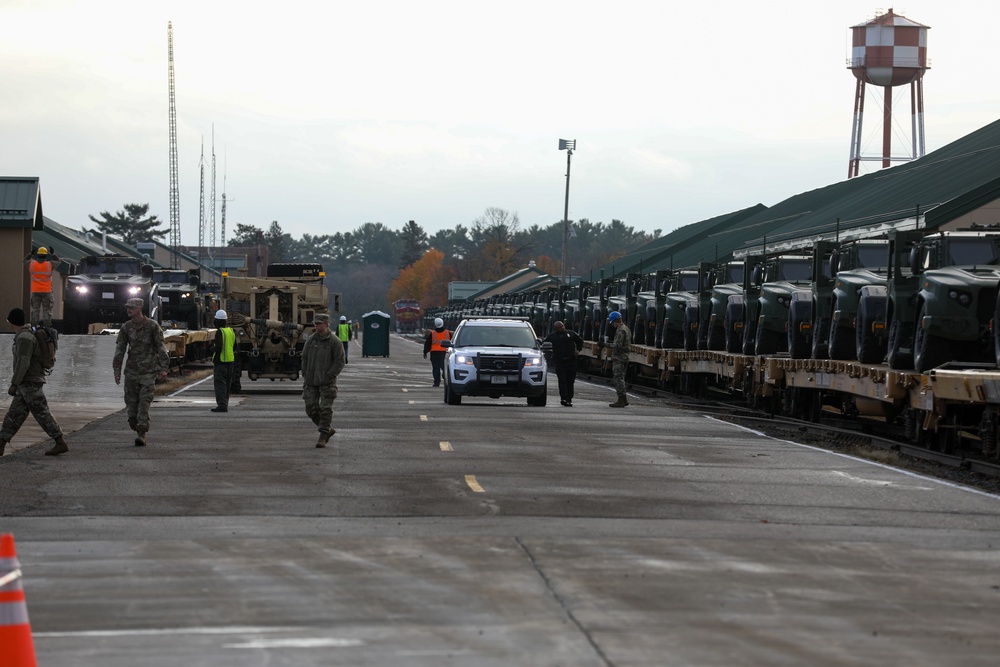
[824,239,890,362]
[152,268,204,329]
[660,267,702,349]
[869,229,1000,372]
[703,261,746,351]
[63,254,159,334]
[221,262,339,381]
[746,254,812,355]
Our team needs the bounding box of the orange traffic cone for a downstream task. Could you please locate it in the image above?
[0,533,37,667]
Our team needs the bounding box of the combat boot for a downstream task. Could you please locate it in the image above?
[134,432,147,447]
[45,435,69,456]
[0,437,7,456]
[609,394,628,408]
[316,428,336,448]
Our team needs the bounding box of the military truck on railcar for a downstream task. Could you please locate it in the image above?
[871,229,1000,372]
[152,268,205,330]
[63,254,159,334]
[659,268,701,349]
[745,253,812,355]
[704,261,746,351]
[220,262,338,381]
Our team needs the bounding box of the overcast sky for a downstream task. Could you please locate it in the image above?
[3,1,998,248]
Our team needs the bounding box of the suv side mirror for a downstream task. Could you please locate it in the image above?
[440,339,452,349]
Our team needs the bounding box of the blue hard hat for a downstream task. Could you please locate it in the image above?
[608,311,622,323]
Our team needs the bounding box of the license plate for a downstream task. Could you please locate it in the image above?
[102,292,114,300]
[489,375,508,385]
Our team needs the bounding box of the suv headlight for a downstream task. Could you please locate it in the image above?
[524,356,543,367]
[454,355,475,366]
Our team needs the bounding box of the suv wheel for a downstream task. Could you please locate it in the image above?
[444,381,462,405]
[527,387,547,407]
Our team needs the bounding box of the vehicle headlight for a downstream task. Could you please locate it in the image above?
[777,296,789,308]
[128,286,141,295]
[454,355,474,366]
[74,285,88,294]
[524,356,543,367]
[181,292,191,299]
[948,290,973,307]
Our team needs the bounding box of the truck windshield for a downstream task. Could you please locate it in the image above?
[677,273,699,291]
[856,245,889,270]
[81,258,141,274]
[777,258,812,281]
[455,326,538,348]
[948,239,998,266]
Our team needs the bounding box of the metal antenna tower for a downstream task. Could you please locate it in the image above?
[210,126,217,249]
[198,139,205,281]
[167,21,181,268]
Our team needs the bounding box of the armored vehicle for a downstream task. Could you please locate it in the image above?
[870,229,1000,372]
[63,254,159,334]
[824,240,890,362]
[221,262,338,381]
[152,268,204,329]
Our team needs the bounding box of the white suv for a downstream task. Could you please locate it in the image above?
[441,317,548,406]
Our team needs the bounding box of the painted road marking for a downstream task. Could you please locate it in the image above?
[420,415,428,422]
[440,441,452,451]
[465,475,485,492]
[402,388,409,393]
[409,400,415,404]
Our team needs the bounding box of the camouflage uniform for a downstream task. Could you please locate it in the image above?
[1,326,63,443]
[301,327,346,440]
[611,322,632,395]
[113,317,170,436]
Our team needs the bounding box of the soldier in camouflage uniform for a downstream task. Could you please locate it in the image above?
[608,311,631,408]
[1,308,69,456]
[301,313,346,448]
[113,298,169,447]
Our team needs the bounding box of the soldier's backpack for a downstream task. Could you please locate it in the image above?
[32,325,59,373]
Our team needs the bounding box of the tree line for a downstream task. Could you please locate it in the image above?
[88,203,661,319]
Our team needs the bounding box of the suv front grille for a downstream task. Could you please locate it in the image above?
[474,355,523,371]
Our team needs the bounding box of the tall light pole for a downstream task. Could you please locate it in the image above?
[558,139,576,284]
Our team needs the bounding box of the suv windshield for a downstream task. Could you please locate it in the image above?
[455,325,538,348]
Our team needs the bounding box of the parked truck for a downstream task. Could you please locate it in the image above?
[63,254,159,334]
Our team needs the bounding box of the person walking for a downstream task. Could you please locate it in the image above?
[337,315,352,364]
[608,311,631,408]
[112,298,169,446]
[211,309,236,413]
[543,320,584,407]
[0,308,69,456]
[422,318,450,387]
[302,313,346,448]
[23,246,61,327]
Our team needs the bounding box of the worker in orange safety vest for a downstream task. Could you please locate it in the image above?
[23,246,61,327]
[422,318,451,387]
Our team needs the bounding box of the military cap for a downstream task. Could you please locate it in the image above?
[125,298,144,309]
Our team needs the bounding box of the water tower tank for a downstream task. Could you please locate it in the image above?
[850,8,929,86]
[846,9,930,178]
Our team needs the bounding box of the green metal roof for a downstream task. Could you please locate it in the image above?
[0,177,43,229]
[579,117,1000,275]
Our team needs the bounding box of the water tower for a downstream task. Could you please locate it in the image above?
[847,8,930,178]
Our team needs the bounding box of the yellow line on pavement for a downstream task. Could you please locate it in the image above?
[439,441,452,451]
[465,475,485,493]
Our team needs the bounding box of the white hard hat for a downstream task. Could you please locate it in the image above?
[215,309,227,320]
[434,318,444,328]
[340,315,347,322]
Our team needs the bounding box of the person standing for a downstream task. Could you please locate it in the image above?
[112,298,169,446]
[23,246,61,327]
[543,320,584,407]
[422,318,450,387]
[337,315,352,364]
[608,311,631,408]
[211,309,236,413]
[302,313,346,448]
[0,308,69,456]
